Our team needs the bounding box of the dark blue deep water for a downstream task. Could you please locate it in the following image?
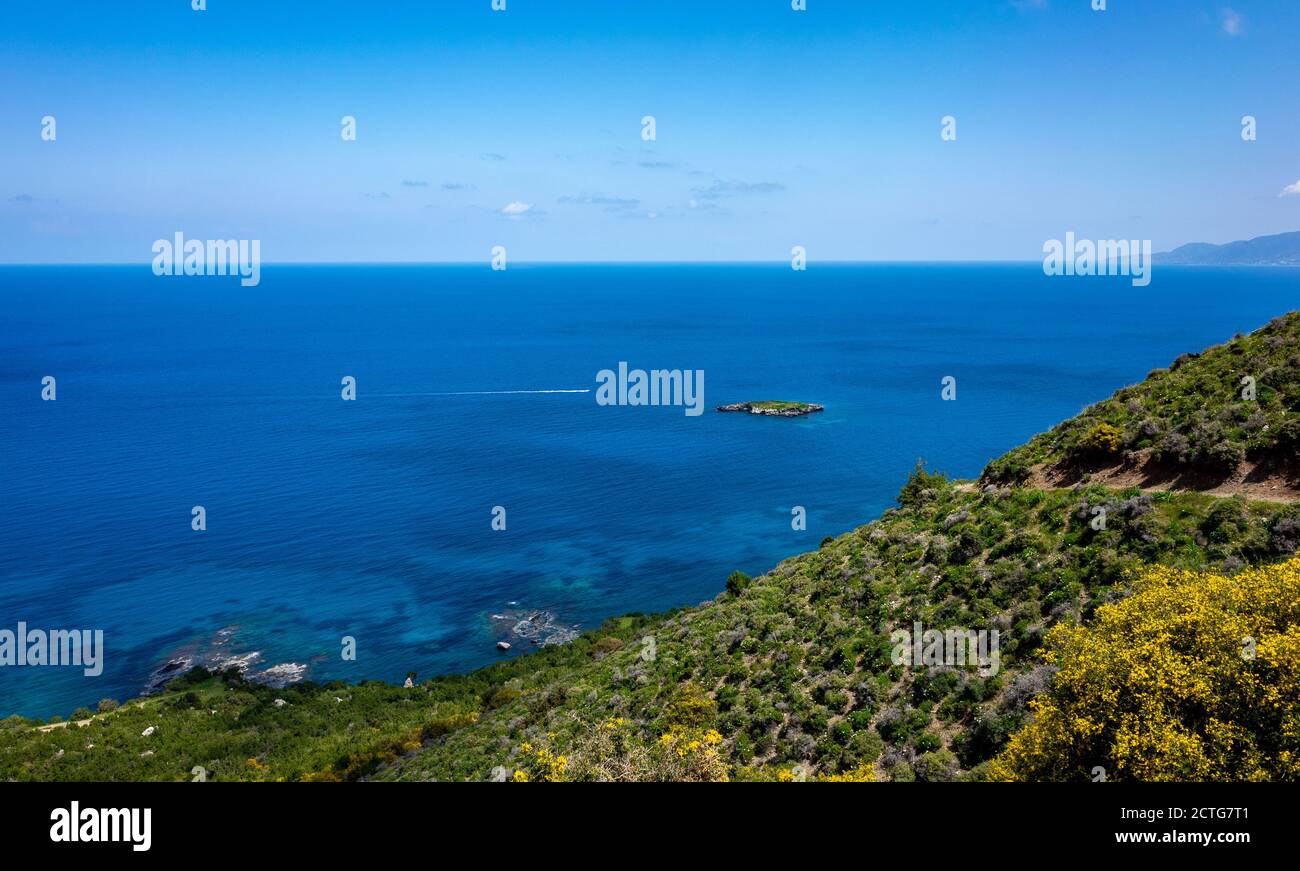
[3,263,1299,718]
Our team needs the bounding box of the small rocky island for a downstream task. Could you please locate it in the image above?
[716,401,824,417]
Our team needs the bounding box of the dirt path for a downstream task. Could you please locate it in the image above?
[32,700,152,733]
[959,454,1300,504]
[36,718,91,733]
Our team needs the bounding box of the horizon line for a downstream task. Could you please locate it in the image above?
[0,258,1107,268]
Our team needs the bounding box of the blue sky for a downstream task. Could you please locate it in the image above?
[2,0,1298,262]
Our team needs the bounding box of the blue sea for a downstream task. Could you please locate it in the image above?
[3,263,1299,719]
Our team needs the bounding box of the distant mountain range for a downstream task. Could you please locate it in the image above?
[1156,230,1300,266]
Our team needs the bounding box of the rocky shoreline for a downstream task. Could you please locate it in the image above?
[145,626,309,694]
[143,610,581,700]
[489,607,580,649]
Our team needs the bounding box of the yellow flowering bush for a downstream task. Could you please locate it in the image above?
[664,683,717,727]
[990,558,1300,781]
[1079,422,1123,455]
[658,727,722,757]
[650,726,729,781]
[818,764,876,782]
[754,762,876,782]
[510,740,568,782]
[548,718,730,782]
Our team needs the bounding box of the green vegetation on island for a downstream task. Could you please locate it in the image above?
[717,400,824,417]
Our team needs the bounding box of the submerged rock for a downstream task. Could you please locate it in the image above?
[490,607,580,648]
[145,626,308,694]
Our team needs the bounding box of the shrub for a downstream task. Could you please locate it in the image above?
[822,689,849,712]
[420,710,478,741]
[725,570,751,596]
[818,763,876,782]
[665,684,717,728]
[1272,417,1300,453]
[1199,437,1245,472]
[911,669,958,704]
[898,461,949,507]
[1001,664,1057,711]
[1270,515,1300,555]
[1201,497,1249,545]
[983,452,1031,484]
[914,731,942,753]
[485,683,523,709]
[1078,422,1123,456]
[569,721,728,782]
[990,559,1300,781]
[1131,418,1162,445]
[1155,431,1191,464]
[847,730,884,765]
[886,761,916,782]
[955,711,1022,767]
[875,705,928,744]
[591,636,625,655]
[915,748,959,782]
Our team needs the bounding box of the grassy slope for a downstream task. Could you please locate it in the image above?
[7,481,1296,782]
[0,625,654,782]
[5,313,1300,782]
[382,482,1300,781]
[984,312,1300,483]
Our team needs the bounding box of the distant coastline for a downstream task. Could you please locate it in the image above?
[1154,229,1300,266]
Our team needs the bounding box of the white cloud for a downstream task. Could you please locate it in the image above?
[690,179,786,201]
[1280,180,1300,197]
[500,201,533,219]
[1221,7,1243,36]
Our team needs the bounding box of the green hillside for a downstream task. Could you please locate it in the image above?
[984,312,1300,485]
[6,315,1300,782]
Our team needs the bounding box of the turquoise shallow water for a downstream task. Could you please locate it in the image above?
[3,262,1298,718]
